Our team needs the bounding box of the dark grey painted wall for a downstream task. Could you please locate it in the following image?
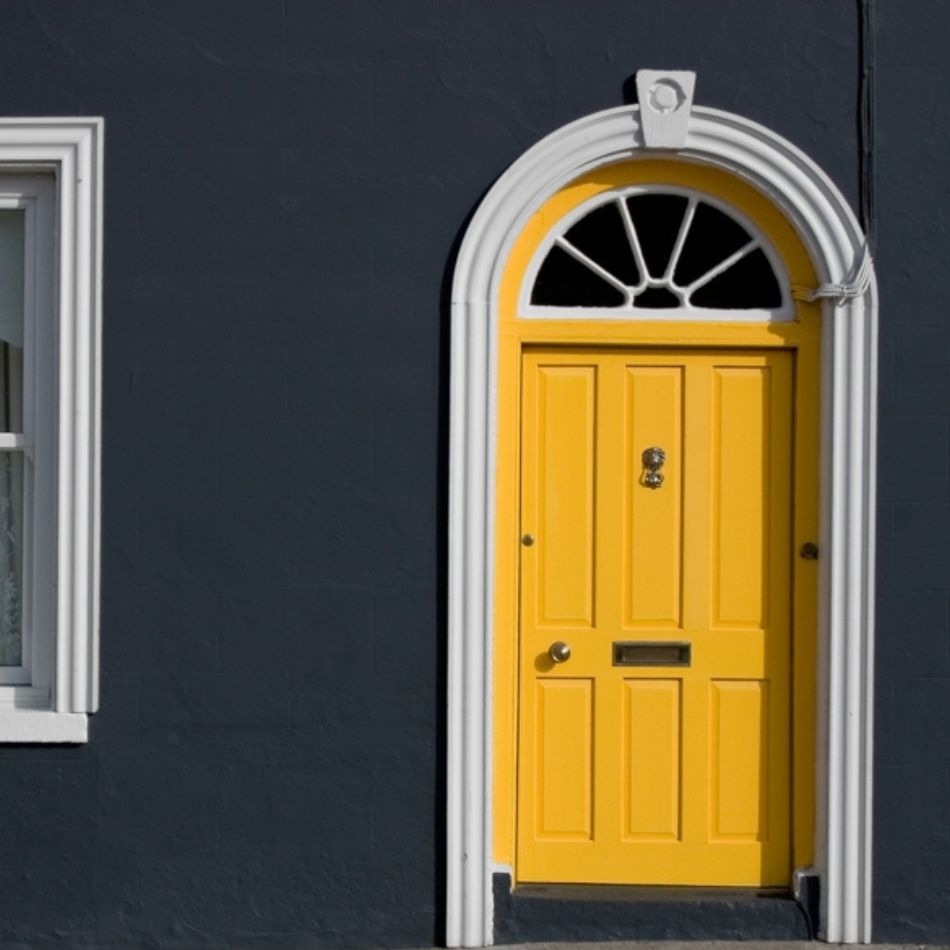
[874,0,950,941]
[0,0,941,945]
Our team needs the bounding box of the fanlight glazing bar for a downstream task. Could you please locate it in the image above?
[554,235,632,298]
[617,196,649,285]
[683,238,758,295]
[664,196,698,282]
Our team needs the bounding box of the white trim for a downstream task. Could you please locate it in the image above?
[0,119,104,740]
[0,709,87,743]
[447,103,876,946]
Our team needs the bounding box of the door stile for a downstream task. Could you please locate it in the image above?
[680,358,713,851]
[766,353,795,883]
[791,342,819,870]
[594,358,627,855]
[517,354,601,880]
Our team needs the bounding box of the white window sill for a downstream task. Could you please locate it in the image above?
[0,711,88,743]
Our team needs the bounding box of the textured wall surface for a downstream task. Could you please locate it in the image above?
[873,0,950,942]
[0,0,940,946]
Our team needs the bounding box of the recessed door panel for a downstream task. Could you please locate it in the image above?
[623,678,681,840]
[535,678,594,839]
[534,366,596,627]
[712,367,770,628]
[710,679,768,840]
[624,367,684,629]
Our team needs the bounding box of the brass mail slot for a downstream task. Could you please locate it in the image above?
[612,641,691,667]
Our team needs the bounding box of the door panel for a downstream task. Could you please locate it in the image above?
[531,366,597,627]
[712,366,771,627]
[623,366,684,629]
[623,678,681,840]
[710,679,769,840]
[535,679,594,839]
[517,348,793,887]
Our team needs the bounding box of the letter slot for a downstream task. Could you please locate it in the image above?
[612,641,691,667]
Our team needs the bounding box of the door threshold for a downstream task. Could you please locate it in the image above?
[493,873,812,943]
[512,883,794,903]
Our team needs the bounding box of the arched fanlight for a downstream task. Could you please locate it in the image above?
[526,188,789,317]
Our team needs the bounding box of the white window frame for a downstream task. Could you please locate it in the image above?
[0,119,103,743]
[0,176,56,698]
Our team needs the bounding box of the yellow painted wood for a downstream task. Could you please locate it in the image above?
[624,367,683,628]
[713,368,769,626]
[491,158,819,877]
[791,339,820,871]
[533,367,596,626]
[536,679,594,838]
[711,680,769,839]
[516,349,794,886]
[624,679,681,839]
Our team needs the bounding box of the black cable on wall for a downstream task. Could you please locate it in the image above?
[859,0,877,251]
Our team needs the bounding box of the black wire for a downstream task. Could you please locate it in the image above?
[859,0,877,252]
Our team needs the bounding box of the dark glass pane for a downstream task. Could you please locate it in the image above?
[690,248,783,309]
[0,344,23,433]
[634,286,681,308]
[0,211,24,434]
[531,245,625,307]
[674,201,752,286]
[625,194,688,279]
[563,202,640,285]
[0,452,22,666]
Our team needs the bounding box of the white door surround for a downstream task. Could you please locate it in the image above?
[447,92,877,947]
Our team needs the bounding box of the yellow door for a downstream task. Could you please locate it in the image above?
[517,347,793,886]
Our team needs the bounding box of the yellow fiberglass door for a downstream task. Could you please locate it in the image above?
[517,348,793,887]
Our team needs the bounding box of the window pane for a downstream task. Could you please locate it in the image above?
[0,211,23,432]
[0,452,23,666]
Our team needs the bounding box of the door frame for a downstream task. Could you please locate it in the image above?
[447,97,877,946]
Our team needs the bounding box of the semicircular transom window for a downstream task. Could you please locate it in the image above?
[524,187,792,320]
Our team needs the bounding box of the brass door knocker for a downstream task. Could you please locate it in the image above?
[641,446,666,488]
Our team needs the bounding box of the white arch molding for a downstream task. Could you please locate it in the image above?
[447,102,877,946]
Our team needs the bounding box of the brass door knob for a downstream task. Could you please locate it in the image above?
[548,641,571,663]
